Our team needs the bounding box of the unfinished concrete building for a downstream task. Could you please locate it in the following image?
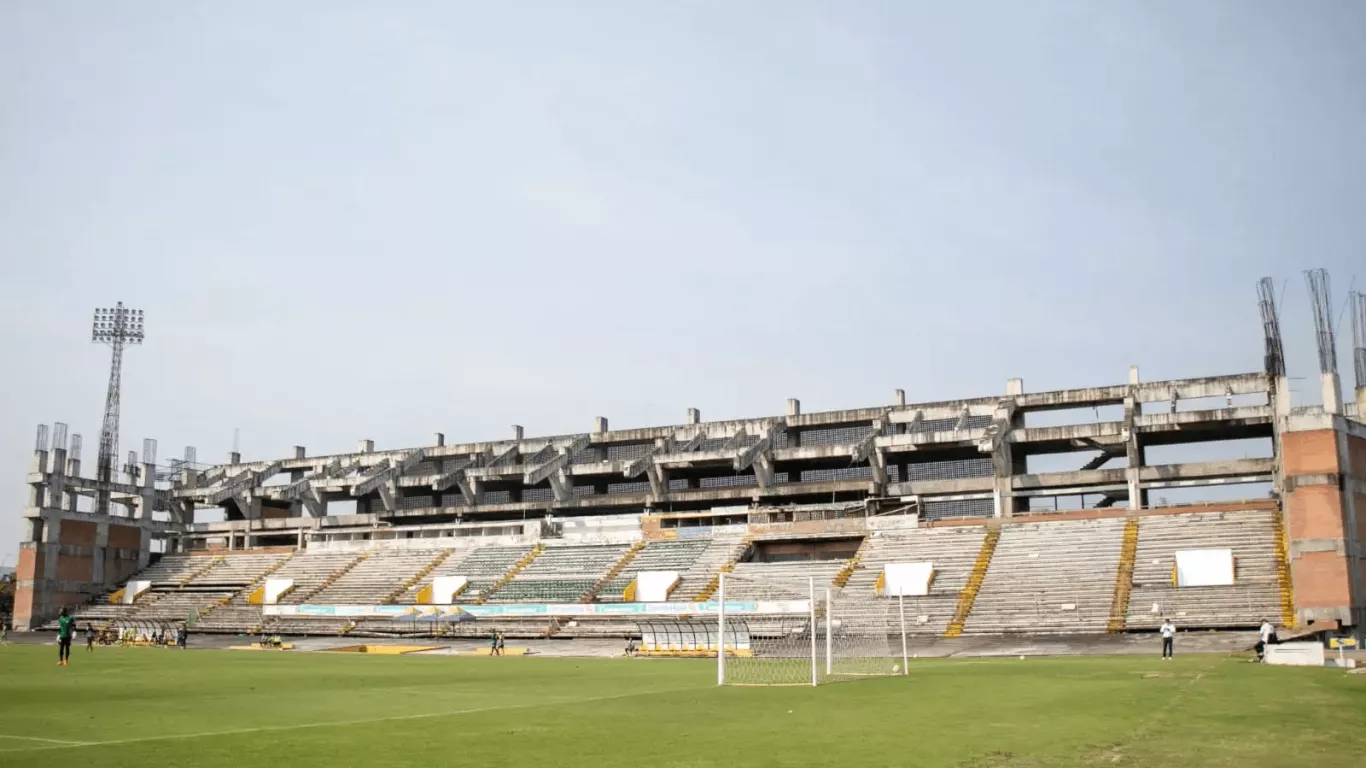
[11,281,1366,640]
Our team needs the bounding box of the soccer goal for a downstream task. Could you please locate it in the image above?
[716,570,909,686]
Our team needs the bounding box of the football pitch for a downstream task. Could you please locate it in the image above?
[1,645,1363,767]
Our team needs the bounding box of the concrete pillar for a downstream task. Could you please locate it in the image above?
[594,417,609,434]
[1128,366,1140,385]
[297,527,305,550]
[894,389,906,407]
[1006,378,1024,396]
[434,433,445,447]
[358,440,374,454]
[1123,395,1144,510]
[1321,372,1343,415]
[294,446,307,459]
[49,447,68,512]
[29,448,49,508]
[66,453,81,514]
[991,403,1017,518]
[92,523,108,585]
[139,457,156,520]
[511,425,524,441]
[687,408,701,425]
[786,398,800,417]
[1357,387,1366,418]
[40,514,61,584]
[137,528,152,569]
[229,451,241,465]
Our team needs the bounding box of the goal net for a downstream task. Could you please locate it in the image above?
[717,570,908,686]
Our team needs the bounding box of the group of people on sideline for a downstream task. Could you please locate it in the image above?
[55,607,187,665]
[43,608,1291,666]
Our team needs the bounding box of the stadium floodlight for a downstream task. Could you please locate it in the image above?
[91,302,145,515]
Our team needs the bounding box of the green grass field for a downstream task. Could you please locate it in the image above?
[1,645,1363,767]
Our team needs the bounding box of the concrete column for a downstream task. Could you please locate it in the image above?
[786,399,801,417]
[297,527,305,550]
[686,408,701,425]
[229,451,241,465]
[29,448,49,508]
[92,523,108,585]
[51,448,71,515]
[1123,395,1144,511]
[511,425,524,441]
[66,454,81,514]
[1357,387,1366,418]
[138,528,152,569]
[434,433,445,447]
[991,404,1017,518]
[894,389,906,407]
[1128,365,1140,385]
[1006,378,1024,396]
[594,417,609,433]
[358,440,374,454]
[40,514,61,584]
[991,446,1014,517]
[1321,373,1343,415]
[138,458,156,520]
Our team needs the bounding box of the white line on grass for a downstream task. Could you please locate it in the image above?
[0,734,92,746]
[0,685,702,754]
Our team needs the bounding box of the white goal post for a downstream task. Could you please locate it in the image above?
[716,571,910,686]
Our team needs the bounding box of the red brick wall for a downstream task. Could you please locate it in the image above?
[107,523,142,550]
[60,520,97,547]
[1282,430,1341,476]
[1282,428,1358,622]
[1286,485,1345,540]
[1291,551,1352,610]
[1347,434,1366,476]
[55,555,93,582]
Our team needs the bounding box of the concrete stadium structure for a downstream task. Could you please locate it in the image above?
[11,331,1366,641]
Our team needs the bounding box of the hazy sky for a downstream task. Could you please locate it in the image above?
[2,2,1363,560]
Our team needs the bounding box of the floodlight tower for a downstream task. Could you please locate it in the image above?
[91,303,145,515]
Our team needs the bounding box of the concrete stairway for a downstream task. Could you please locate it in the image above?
[383,549,456,604]
[944,527,1000,637]
[962,518,1126,635]
[1125,510,1281,630]
[1106,517,1141,632]
[474,545,544,605]
[1273,510,1297,629]
[583,540,646,602]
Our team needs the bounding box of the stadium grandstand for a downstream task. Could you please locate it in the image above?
[10,335,1366,646]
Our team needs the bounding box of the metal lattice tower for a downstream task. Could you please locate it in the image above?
[1304,269,1337,375]
[91,303,145,515]
[1351,290,1366,390]
[1257,277,1286,377]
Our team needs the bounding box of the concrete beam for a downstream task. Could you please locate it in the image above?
[206,461,282,506]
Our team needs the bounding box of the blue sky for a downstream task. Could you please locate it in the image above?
[1,1,1363,560]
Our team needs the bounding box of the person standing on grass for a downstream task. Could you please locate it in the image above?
[85,624,95,652]
[497,631,505,656]
[56,608,75,666]
[1159,618,1176,660]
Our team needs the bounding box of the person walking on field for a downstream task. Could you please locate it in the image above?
[1256,619,1276,662]
[56,608,75,666]
[1159,618,1176,660]
[85,624,95,652]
